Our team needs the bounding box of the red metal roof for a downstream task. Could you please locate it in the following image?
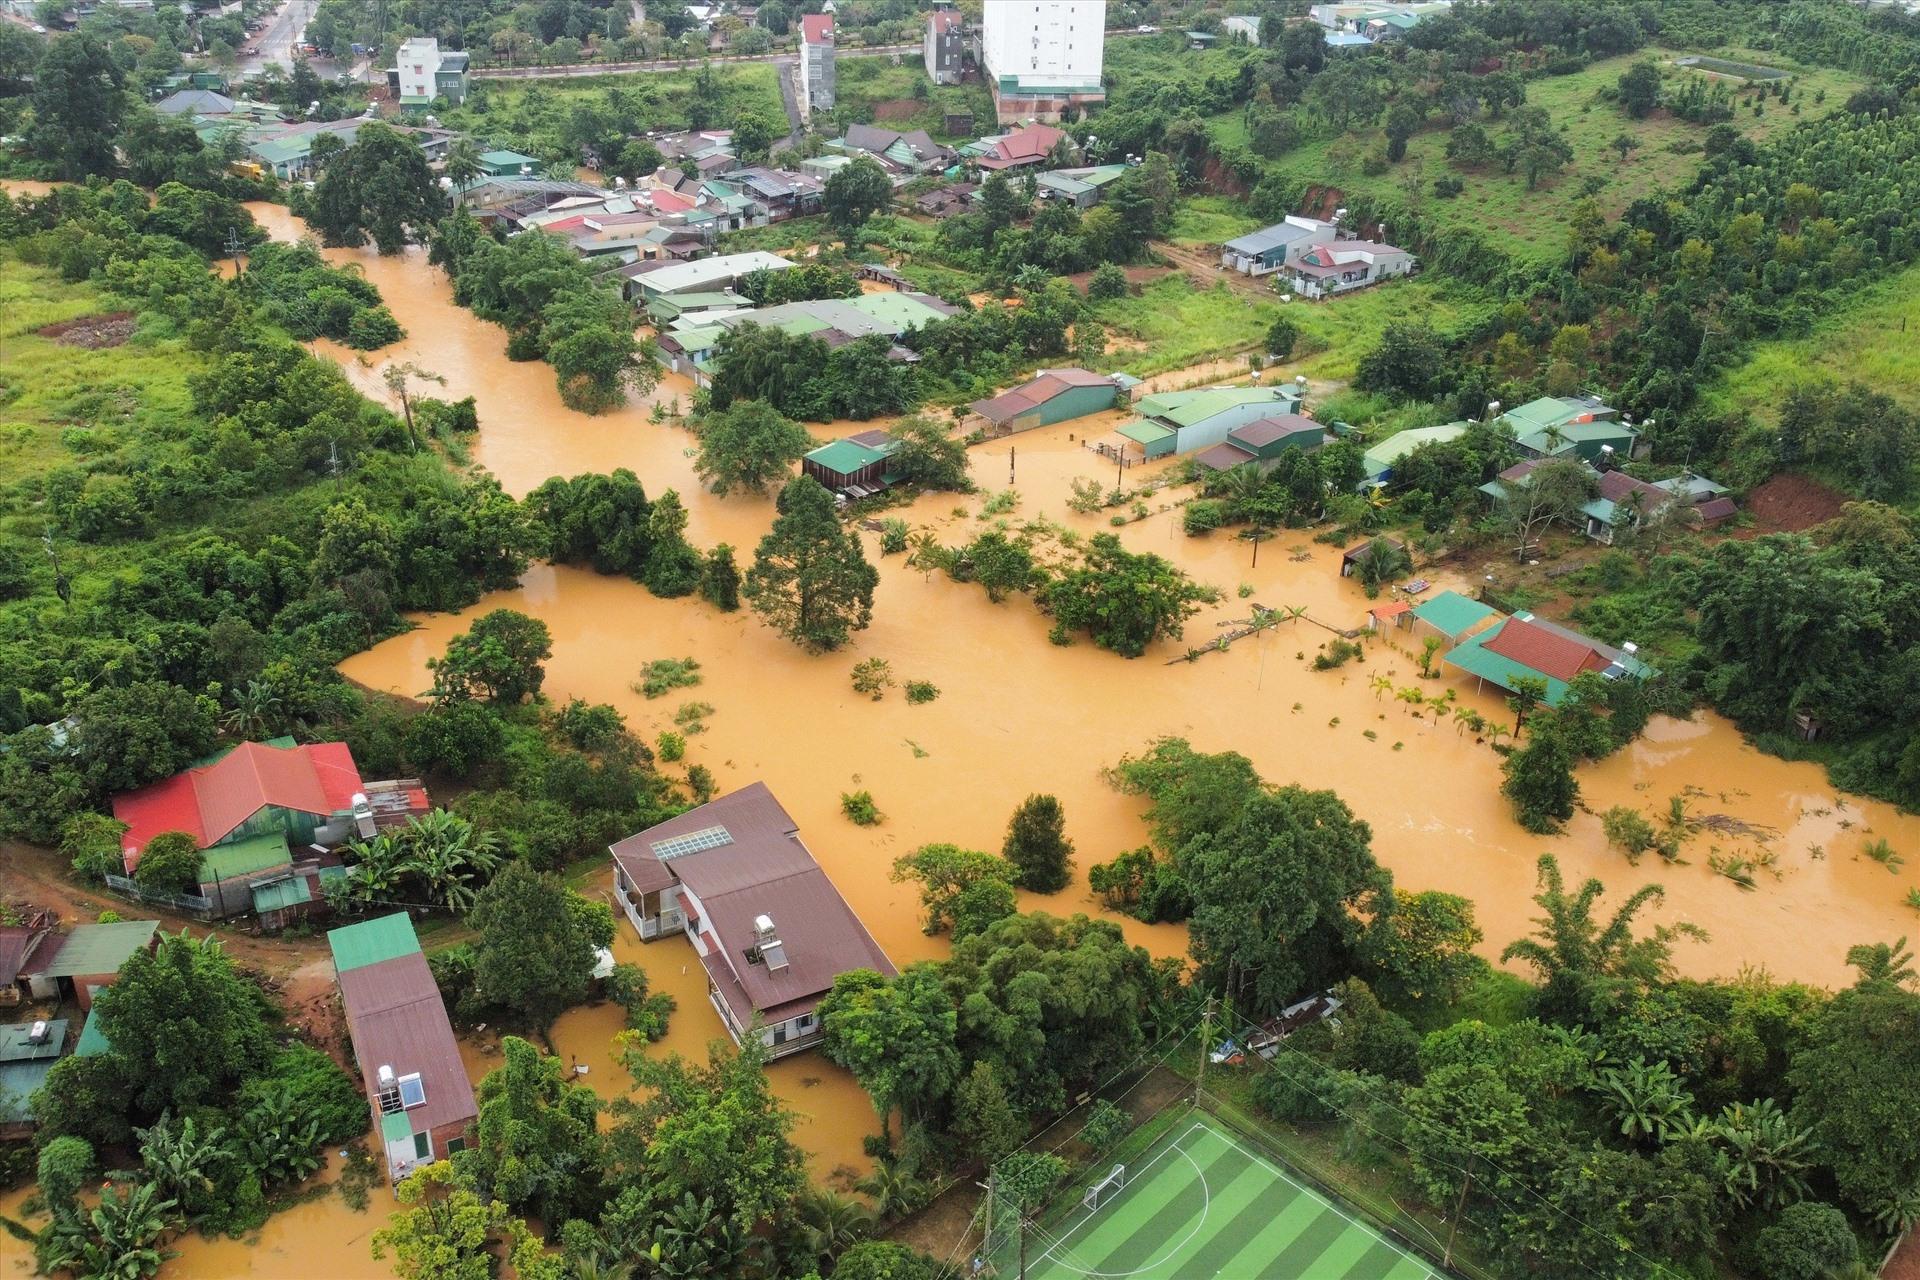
[801,13,834,41]
[113,742,364,861]
[1480,618,1611,684]
[976,124,1067,169]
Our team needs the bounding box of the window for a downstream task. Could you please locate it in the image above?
[651,825,734,860]
[398,1073,426,1110]
[446,1137,467,1155]
[772,1023,789,1045]
[412,1131,432,1160]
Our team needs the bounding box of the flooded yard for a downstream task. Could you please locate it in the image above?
[6,192,1916,1278]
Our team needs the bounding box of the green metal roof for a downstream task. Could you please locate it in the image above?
[200,832,292,884]
[1443,622,1572,706]
[1117,420,1176,444]
[327,913,420,974]
[1136,387,1298,429]
[252,876,313,914]
[0,1020,67,1064]
[844,292,949,330]
[40,922,159,978]
[806,438,891,476]
[0,1060,56,1124]
[381,1109,414,1143]
[1512,418,1638,456]
[479,149,536,166]
[73,1015,112,1058]
[1362,422,1470,473]
[1410,590,1501,639]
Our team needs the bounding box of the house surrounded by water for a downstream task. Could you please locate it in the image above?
[609,784,896,1059]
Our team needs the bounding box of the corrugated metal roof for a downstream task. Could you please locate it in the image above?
[201,832,293,883]
[114,741,362,859]
[0,1020,67,1064]
[1410,590,1501,639]
[1118,420,1176,444]
[0,924,55,988]
[1137,386,1301,429]
[252,877,314,914]
[39,922,158,979]
[73,1014,111,1058]
[338,951,476,1138]
[327,913,421,974]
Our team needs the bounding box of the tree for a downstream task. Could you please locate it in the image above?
[1363,890,1483,1008]
[833,1242,939,1280]
[1496,458,1595,561]
[796,1187,875,1272]
[1788,971,1920,1223]
[744,476,879,651]
[1087,263,1128,302]
[28,33,125,179]
[94,931,273,1120]
[695,400,814,496]
[818,967,961,1140]
[444,138,485,191]
[36,1136,96,1220]
[308,122,444,253]
[373,1161,538,1280]
[1501,723,1579,833]
[429,609,553,704]
[1618,62,1663,119]
[133,831,203,893]
[1402,1059,1533,1205]
[1500,854,1705,1025]
[1354,323,1450,402]
[135,1113,231,1226]
[466,863,610,1033]
[890,843,1015,935]
[1042,534,1211,657]
[953,1061,1025,1166]
[641,490,702,598]
[1596,1056,1696,1145]
[700,544,741,611]
[457,1037,604,1229]
[824,157,894,243]
[1185,786,1392,1014]
[1753,1202,1857,1280]
[730,109,781,163]
[1266,314,1299,361]
[38,1180,176,1280]
[1002,794,1073,892]
[887,415,972,491]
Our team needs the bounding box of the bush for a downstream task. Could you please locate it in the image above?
[240,1044,368,1145]
[1311,639,1365,670]
[851,657,894,700]
[1183,499,1227,536]
[1087,263,1128,301]
[603,962,676,1042]
[656,730,686,762]
[345,305,403,349]
[633,657,702,699]
[1600,806,1656,861]
[1752,1201,1857,1280]
[133,830,204,891]
[842,790,882,826]
[905,680,939,704]
[1253,1053,1339,1123]
[879,518,909,554]
[1080,1099,1131,1152]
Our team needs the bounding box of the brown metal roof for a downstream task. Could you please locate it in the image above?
[1229,414,1323,449]
[1193,442,1258,472]
[337,952,476,1136]
[0,921,56,988]
[611,782,805,896]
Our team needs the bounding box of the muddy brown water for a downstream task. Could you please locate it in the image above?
[6,188,1917,1278]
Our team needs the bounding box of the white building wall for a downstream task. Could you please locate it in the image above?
[981,0,1106,92]
[395,38,441,100]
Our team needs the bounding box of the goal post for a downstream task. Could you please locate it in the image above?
[1083,1163,1128,1211]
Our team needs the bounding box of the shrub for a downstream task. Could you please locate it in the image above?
[1087,263,1128,301]
[133,831,203,892]
[852,657,894,700]
[633,656,702,699]
[879,519,909,554]
[673,701,714,733]
[1601,806,1656,861]
[1080,1099,1131,1152]
[345,305,403,349]
[842,790,883,826]
[656,730,686,762]
[905,680,939,704]
[1183,499,1227,536]
[1311,639,1365,670]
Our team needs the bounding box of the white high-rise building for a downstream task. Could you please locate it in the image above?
[979,0,1107,124]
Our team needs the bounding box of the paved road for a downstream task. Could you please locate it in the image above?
[472,42,922,80]
[236,0,317,75]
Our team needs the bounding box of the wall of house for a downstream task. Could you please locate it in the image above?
[981,0,1105,92]
[1173,405,1285,456]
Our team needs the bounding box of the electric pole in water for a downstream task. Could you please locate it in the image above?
[1009,444,1015,484]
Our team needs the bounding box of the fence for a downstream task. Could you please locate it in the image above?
[103,875,215,919]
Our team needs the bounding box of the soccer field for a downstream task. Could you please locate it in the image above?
[1009,1115,1447,1280]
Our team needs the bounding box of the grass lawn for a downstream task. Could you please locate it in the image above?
[1246,46,1864,263]
[444,64,784,151]
[1168,195,1266,247]
[830,56,995,141]
[1093,273,1492,381]
[1701,260,1920,420]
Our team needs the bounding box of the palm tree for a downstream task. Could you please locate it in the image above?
[796,1188,875,1269]
[1396,684,1426,715]
[1844,936,1916,989]
[136,1114,229,1217]
[1369,674,1394,702]
[1500,854,1708,1022]
[1214,463,1267,523]
[444,137,484,193]
[1712,1098,1813,1210]
[220,678,284,739]
[1595,1057,1695,1146]
[856,1157,930,1222]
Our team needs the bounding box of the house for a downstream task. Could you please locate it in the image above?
[1580,470,1681,544]
[915,182,978,217]
[980,0,1106,122]
[800,13,836,114]
[32,921,159,1013]
[1325,31,1374,47]
[1309,1,1452,32]
[154,88,236,117]
[1192,414,1329,474]
[241,120,456,180]
[836,124,952,176]
[1363,11,1425,40]
[1499,396,1639,462]
[1340,536,1407,578]
[802,431,903,497]
[1409,590,1502,644]
[1115,385,1307,460]
[655,291,957,386]
[634,251,794,309]
[1445,613,1654,706]
[1281,240,1417,299]
[609,784,896,1059]
[0,910,58,1007]
[328,914,477,1184]
[969,368,1122,435]
[965,123,1069,172]
[476,149,540,178]
[1035,164,1130,208]
[925,4,965,84]
[390,37,470,106]
[1220,217,1343,276]
[0,1020,67,1138]
[1223,15,1263,43]
[720,166,827,223]
[1368,600,1413,632]
[1360,422,1470,486]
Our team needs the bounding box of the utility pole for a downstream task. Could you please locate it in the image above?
[1444,1166,1472,1267]
[1196,996,1216,1105]
[1008,444,1015,485]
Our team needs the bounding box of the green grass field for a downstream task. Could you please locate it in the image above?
[1702,260,1920,419]
[831,56,995,141]
[1003,1115,1446,1280]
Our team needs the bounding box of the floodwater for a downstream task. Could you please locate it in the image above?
[7,191,1918,1278]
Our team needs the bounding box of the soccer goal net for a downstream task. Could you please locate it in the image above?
[1083,1163,1128,1211]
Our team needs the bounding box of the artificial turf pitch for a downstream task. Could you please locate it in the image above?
[1010,1115,1445,1279]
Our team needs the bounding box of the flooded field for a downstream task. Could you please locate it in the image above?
[6,188,1918,1278]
